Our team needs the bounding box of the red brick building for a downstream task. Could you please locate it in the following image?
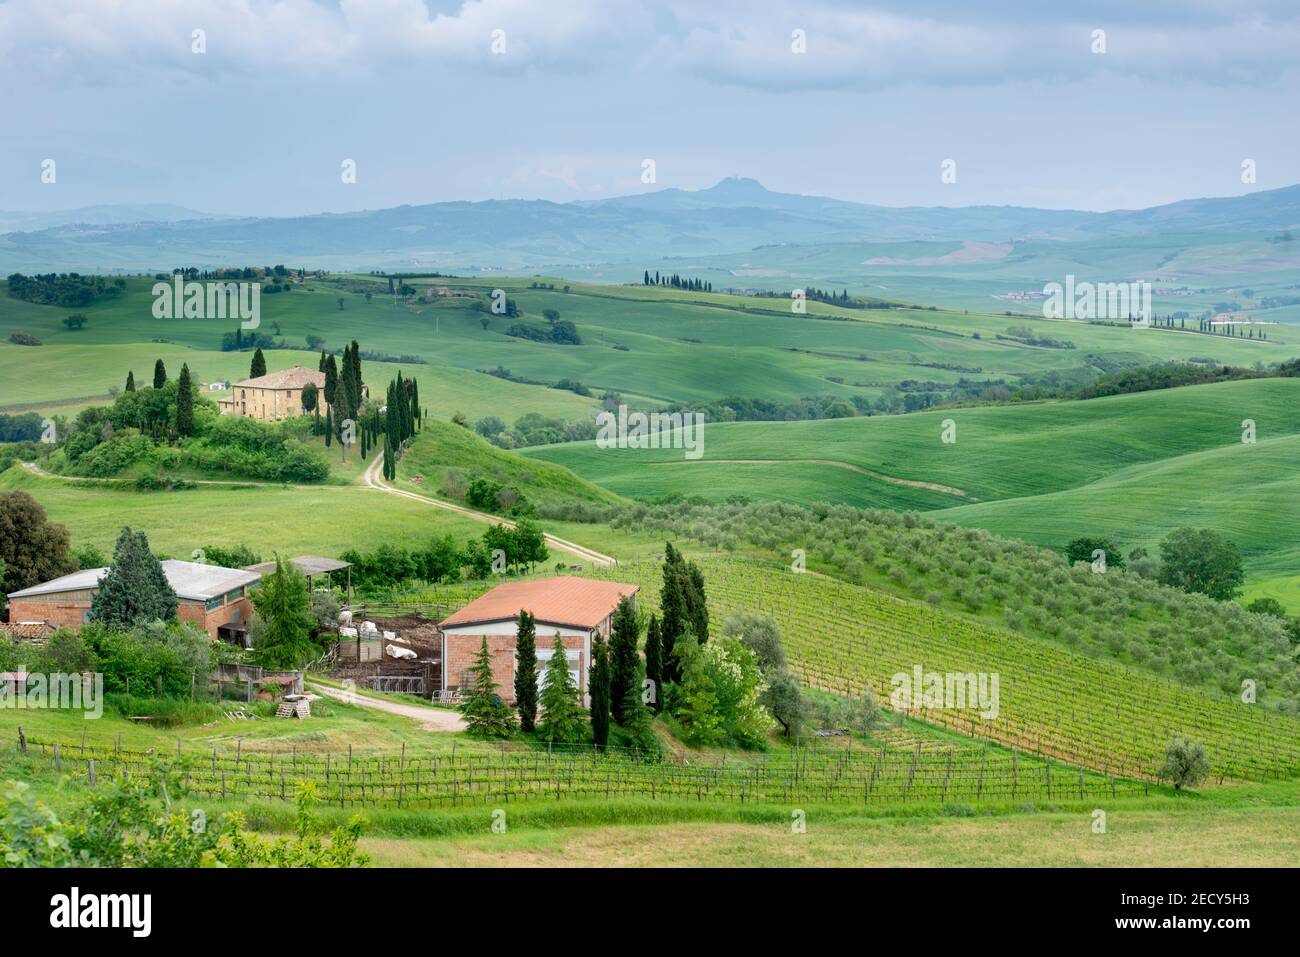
[438,577,639,705]
[6,560,262,641]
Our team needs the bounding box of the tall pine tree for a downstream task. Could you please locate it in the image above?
[513,609,538,732]
[152,359,167,389]
[459,637,515,738]
[124,370,135,393]
[537,633,584,743]
[89,527,177,627]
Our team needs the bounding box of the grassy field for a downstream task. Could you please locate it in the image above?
[3,274,1294,419]
[361,800,1300,867]
[527,377,1300,596]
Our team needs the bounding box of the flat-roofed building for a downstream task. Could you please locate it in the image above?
[6,560,262,642]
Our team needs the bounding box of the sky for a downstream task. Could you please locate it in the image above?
[1,0,1298,217]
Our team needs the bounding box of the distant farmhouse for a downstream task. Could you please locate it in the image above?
[6,560,261,642]
[218,363,366,423]
[438,577,638,705]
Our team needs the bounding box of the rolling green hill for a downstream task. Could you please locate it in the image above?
[392,419,626,512]
[525,378,1300,599]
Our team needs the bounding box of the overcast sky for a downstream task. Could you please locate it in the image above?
[2,0,1298,216]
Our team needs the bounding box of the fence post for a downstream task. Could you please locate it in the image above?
[17,727,25,754]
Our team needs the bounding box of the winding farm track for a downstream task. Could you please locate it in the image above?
[360,452,615,566]
[653,457,970,498]
[19,456,617,567]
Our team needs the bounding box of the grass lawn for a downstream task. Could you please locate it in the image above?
[358,801,1300,867]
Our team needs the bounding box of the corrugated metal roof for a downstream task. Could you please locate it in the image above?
[7,560,261,602]
[439,577,638,631]
[244,555,351,576]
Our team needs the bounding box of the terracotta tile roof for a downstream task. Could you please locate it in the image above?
[439,577,638,631]
[232,364,326,390]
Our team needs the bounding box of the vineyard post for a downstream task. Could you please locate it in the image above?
[54,743,61,772]
[1012,749,1018,798]
[17,727,25,754]
[88,758,95,786]
[1078,766,1084,800]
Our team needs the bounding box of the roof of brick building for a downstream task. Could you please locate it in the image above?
[8,560,261,602]
[438,577,638,631]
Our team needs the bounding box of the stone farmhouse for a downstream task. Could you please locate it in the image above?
[218,364,366,423]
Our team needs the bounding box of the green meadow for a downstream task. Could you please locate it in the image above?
[2,274,1293,419]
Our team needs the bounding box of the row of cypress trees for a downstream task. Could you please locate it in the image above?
[121,359,194,438]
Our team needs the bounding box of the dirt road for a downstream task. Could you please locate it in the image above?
[311,682,467,732]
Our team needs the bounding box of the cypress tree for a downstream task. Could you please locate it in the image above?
[513,609,538,732]
[175,363,194,437]
[152,359,167,389]
[659,549,685,686]
[125,370,135,392]
[323,354,338,413]
[644,614,663,714]
[89,527,177,627]
[608,596,640,725]
[249,347,267,379]
[325,406,333,447]
[686,562,709,645]
[589,632,611,748]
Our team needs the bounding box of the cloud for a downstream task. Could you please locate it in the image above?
[1,0,1296,91]
[0,0,651,85]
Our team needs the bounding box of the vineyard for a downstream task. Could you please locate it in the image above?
[18,734,1145,810]
[585,559,1300,782]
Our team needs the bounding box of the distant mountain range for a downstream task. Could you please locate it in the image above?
[1,179,1297,273]
[0,204,221,235]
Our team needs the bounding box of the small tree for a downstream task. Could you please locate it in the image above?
[89,527,178,627]
[301,381,319,433]
[1159,735,1210,790]
[537,633,585,743]
[460,637,515,738]
[124,371,136,393]
[1158,527,1244,601]
[152,359,167,389]
[513,609,538,733]
[1064,536,1125,570]
[249,556,316,669]
[249,348,267,379]
[589,632,611,748]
